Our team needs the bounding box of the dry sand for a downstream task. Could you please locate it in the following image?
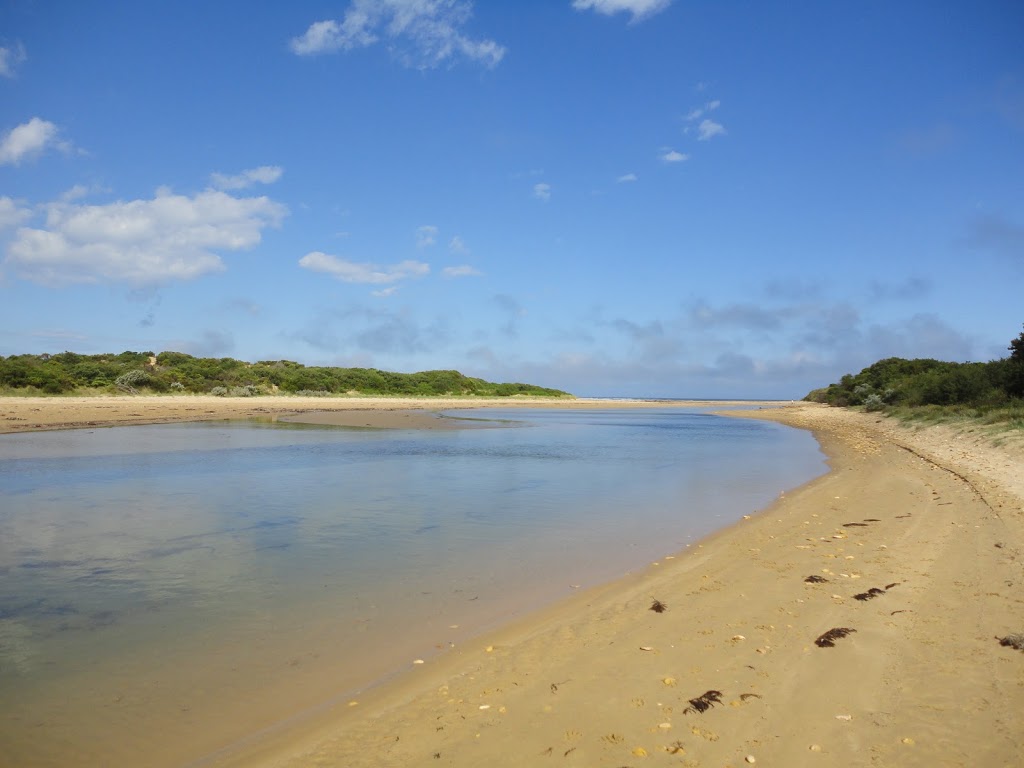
[1,397,1021,767]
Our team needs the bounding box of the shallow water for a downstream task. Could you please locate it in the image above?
[0,408,825,766]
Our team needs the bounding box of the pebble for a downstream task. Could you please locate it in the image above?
[809,744,822,752]
[745,756,756,764]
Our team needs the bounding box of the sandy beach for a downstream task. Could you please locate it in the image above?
[1,397,1021,766]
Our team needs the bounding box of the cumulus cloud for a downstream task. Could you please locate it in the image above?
[290,0,505,69]
[449,235,469,254]
[533,182,551,201]
[0,42,26,78]
[683,98,726,141]
[209,165,284,190]
[963,212,1024,268]
[0,196,31,230]
[4,188,287,285]
[697,118,726,141]
[416,224,439,247]
[685,98,720,123]
[0,117,66,165]
[298,251,430,284]
[571,0,673,23]
[442,264,481,278]
[660,149,688,163]
[616,172,638,183]
[867,276,931,303]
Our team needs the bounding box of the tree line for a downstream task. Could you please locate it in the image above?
[805,325,1024,410]
[0,350,572,398]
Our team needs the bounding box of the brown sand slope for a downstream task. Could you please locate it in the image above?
[215,404,1024,768]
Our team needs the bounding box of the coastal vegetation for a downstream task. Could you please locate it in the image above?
[805,325,1024,428]
[0,351,572,398]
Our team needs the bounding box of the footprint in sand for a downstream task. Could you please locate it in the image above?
[563,729,582,742]
[690,725,720,742]
[631,697,646,708]
[602,733,625,744]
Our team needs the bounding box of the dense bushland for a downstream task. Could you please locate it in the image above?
[0,351,572,398]
[805,325,1024,412]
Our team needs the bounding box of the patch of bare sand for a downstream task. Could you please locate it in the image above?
[0,395,767,434]
[208,403,1024,768]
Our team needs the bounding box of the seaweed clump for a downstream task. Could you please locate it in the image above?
[815,628,857,648]
[683,690,723,714]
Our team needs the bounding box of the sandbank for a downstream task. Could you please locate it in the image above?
[2,398,1021,766]
[0,395,765,434]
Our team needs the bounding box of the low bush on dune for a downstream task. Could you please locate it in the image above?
[0,351,572,399]
[805,325,1024,426]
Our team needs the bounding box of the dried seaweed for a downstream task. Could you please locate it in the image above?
[998,633,1024,651]
[739,693,762,701]
[649,599,668,614]
[683,690,723,714]
[815,627,857,648]
[853,587,886,601]
[804,575,829,584]
[884,582,899,590]
[863,518,881,522]
[843,522,868,527]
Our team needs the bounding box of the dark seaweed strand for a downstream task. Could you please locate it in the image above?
[815,627,856,647]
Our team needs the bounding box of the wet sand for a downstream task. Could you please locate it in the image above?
[2,397,1022,766]
[0,395,763,434]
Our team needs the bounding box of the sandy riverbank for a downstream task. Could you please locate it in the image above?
[200,402,1023,768]
[3,398,1021,766]
[0,395,768,434]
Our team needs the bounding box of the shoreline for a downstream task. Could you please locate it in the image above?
[3,398,1022,766]
[0,394,774,435]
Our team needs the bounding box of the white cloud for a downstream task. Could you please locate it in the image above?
[4,188,287,285]
[290,0,505,69]
[372,286,400,298]
[0,42,26,78]
[210,166,284,190]
[448,235,469,254]
[698,118,726,141]
[616,172,638,183]
[0,117,65,165]
[572,0,673,22]
[299,251,430,284]
[0,197,31,230]
[660,149,688,163]
[442,265,482,278]
[416,224,439,247]
[533,182,551,201]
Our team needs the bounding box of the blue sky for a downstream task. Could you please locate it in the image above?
[1,0,1021,398]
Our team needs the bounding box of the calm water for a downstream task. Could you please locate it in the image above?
[0,408,825,766]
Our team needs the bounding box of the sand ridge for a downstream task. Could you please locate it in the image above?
[0,395,766,434]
